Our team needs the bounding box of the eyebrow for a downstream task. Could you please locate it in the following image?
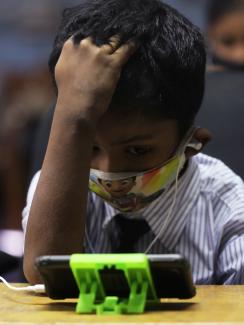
[111,134,155,145]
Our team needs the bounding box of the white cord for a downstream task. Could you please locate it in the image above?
[144,154,183,254]
[85,228,95,253]
[0,276,45,293]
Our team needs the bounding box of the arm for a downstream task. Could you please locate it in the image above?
[23,37,135,284]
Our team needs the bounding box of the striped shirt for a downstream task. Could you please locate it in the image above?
[22,153,244,284]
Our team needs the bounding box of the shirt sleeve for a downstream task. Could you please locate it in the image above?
[22,171,41,238]
[216,216,244,284]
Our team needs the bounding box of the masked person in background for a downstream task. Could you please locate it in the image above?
[207,0,244,70]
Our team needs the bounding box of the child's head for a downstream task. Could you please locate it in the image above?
[49,0,206,138]
[207,0,244,68]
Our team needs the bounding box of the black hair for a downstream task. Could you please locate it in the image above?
[49,0,206,136]
[207,0,244,25]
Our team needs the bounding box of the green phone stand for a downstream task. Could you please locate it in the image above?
[70,253,159,315]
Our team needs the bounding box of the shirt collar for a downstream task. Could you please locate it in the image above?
[102,157,201,250]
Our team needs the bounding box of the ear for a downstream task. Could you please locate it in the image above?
[185,127,213,159]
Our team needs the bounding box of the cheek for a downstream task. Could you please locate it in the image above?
[211,40,234,59]
[214,42,244,63]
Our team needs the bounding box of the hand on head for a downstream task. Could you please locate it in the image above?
[55,36,137,124]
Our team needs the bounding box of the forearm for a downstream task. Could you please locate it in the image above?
[23,35,135,284]
[24,103,95,283]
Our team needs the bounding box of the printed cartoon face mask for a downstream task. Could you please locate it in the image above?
[89,127,197,212]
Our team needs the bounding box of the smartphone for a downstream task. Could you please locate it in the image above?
[35,254,196,300]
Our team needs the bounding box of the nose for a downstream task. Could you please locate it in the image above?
[92,153,125,173]
[111,181,124,191]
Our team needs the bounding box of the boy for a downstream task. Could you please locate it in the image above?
[22,0,244,285]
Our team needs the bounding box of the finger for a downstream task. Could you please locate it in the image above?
[79,36,94,46]
[78,37,99,51]
[112,40,137,65]
[62,36,74,48]
[101,35,121,54]
[62,35,88,48]
[72,34,95,48]
[72,31,88,45]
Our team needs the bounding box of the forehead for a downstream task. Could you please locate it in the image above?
[95,109,179,144]
[211,11,244,35]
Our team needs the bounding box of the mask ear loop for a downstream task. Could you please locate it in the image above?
[144,153,185,254]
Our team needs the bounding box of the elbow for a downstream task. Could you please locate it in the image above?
[23,254,43,285]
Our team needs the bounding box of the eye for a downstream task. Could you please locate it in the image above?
[121,180,131,186]
[104,181,112,187]
[220,36,236,47]
[126,146,152,156]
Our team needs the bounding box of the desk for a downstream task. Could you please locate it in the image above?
[0,284,244,324]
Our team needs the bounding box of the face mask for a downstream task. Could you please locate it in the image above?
[89,127,198,213]
[212,54,244,71]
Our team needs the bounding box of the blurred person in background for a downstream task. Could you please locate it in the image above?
[0,69,53,244]
[197,0,244,178]
[207,0,244,70]
[0,0,81,281]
